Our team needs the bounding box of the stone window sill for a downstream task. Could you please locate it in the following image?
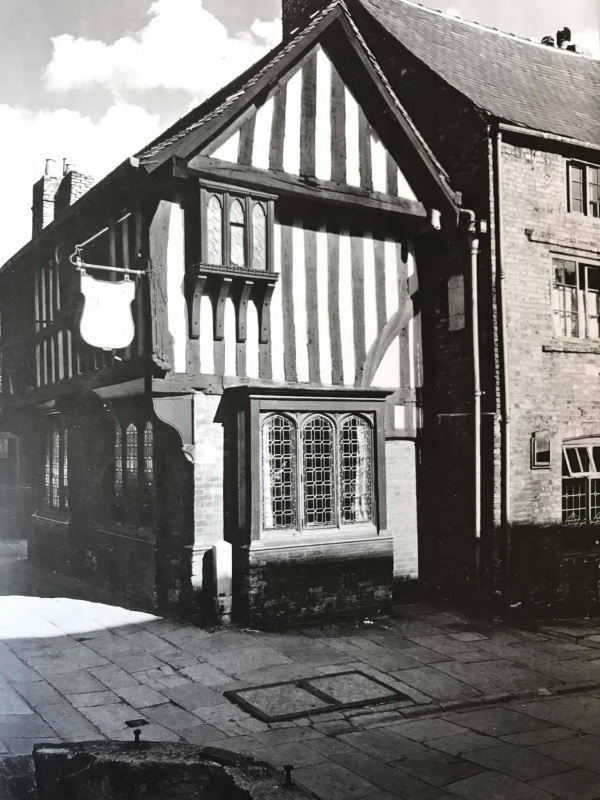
[543,340,600,355]
[252,524,390,553]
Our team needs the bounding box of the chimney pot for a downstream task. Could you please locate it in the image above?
[557,27,572,49]
[541,35,555,47]
[45,158,57,177]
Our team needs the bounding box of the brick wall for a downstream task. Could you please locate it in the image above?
[500,140,600,527]
[54,170,94,218]
[282,0,326,38]
[386,439,418,580]
[191,393,225,594]
[32,175,59,236]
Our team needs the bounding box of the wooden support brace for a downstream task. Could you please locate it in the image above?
[235,281,253,344]
[214,277,233,342]
[190,274,208,340]
[257,280,277,345]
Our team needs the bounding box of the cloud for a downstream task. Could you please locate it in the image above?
[44,0,282,100]
[572,28,600,58]
[0,103,162,264]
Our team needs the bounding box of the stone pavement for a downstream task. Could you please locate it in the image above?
[3,540,600,798]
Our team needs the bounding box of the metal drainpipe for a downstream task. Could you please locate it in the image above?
[461,209,482,591]
[494,129,512,600]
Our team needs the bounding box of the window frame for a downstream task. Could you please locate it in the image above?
[199,182,275,273]
[562,439,600,527]
[260,411,375,536]
[112,418,154,524]
[43,423,68,511]
[568,161,600,218]
[552,257,600,340]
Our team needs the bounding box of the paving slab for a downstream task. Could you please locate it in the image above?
[433,660,558,693]
[446,770,555,799]
[66,690,121,708]
[44,669,106,694]
[332,751,440,798]
[428,731,500,756]
[0,686,34,715]
[533,734,600,773]
[517,695,600,733]
[443,708,550,736]
[113,684,167,708]
[500,726,578,746]
[293,760,380,799]
[391,666,482,702]
[462,742,571,781]
[392,751,485,787]
[531,767,600,799]
[389,718,470,742]
[338,728,428,761]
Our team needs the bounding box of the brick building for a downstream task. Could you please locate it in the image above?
[1,0,599,622]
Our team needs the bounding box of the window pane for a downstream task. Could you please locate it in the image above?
[339,416,372,524]
[570,164,584,213]
[207,196,223,266]
[51,429,60,507]
[262,415,296,530]
[591,479,600,524]
[553,259,579,337]
[585,266,600,339]
[252,204,267,271]
[302,416,334,527]
[566,448,582,475]
[62,430,69,509]
[230,200,246,267]
[115,425,123,496]
[125,424,138,492]
[588,166,599,217]
[592,447,600,472]
[577,447,590,473]
[45,431,52,501]
[562,477,587,525]
[144,422,153,490]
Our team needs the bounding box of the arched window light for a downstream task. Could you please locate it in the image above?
[125,423,138,492]
[302,416,335,528]
[115,424,123,497]
[144,422,153,489]
[207,195,223,266]
[252,204,267,271]
[261,415,297,531]
[339,416,372,524]
[230,199,246,268]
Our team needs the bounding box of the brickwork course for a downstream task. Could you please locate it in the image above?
[5,542,600,800]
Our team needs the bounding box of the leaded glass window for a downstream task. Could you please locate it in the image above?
[252,204,267,271]
[144,422,153,489]
[340,416,372,524]
[568,161,600,217]
[125,424,139,493]
[44,426,68,510]
[115,425,123,496]
[302,416,335,527]
[230,199,246,268]
[259,412,375,534]
[552,259,600,340]
[563,440,600,526]
[207,195,223,266]
[569,164,584,214]
[261,415,296,530]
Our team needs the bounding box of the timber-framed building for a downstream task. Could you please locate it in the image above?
[2,0,600,623]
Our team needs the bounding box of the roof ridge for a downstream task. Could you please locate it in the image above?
[363,0,597,59]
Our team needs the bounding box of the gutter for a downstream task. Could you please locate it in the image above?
[460,208,482,589]
[498,122,600,154]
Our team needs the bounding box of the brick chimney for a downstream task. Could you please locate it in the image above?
[282,0,328,39]
[54,160,95,219]
[32,159,59,237]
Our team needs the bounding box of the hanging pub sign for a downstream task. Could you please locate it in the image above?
[70,214,146,352]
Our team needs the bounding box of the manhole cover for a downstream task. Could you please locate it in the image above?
[224,670,408,722]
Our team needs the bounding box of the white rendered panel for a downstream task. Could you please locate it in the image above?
[271,223,285,381]
[252,96,275,170]
[397,166,417,201]
[212,130,241,163]
[316,225,332,384]
[345,87,361,187]
[223,298,237,377]
[315,48,332,181]
[363,235,378,353]
[371,134,388,194]
[338,231,355,385]
[292,224,309,382]
[166,203,187,373]
[384,239,400,320]
[246,302,260,379]
[373,336,400,388]
[283,69,303,176]
[199,296,214,374]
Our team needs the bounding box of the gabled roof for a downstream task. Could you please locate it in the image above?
[355,0,600,146]
[136,0,458,212]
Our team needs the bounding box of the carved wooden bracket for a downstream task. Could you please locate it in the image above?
[235,281,253,344]
[189,274,208,341]
[256,280,277,345]
[214,277,233,342]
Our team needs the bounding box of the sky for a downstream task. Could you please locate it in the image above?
[1,0,598,264]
